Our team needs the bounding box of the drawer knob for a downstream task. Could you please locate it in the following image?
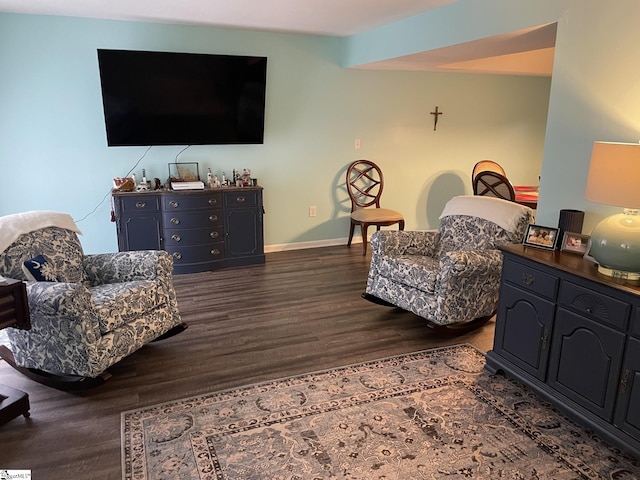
[135,202,146,208]
[210,231,219,239]
[208,198,217,206]
[172,252,182,260]
[211,248,221,256]
[209,214,218,222]
[236,196,246,203]
[169,200,179,208]
[522,273,535,285]
[172,234,181,242]
[171,218,180,225]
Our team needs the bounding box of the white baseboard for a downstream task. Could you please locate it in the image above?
[265,237,363,253]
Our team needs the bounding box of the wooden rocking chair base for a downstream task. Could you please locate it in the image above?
[424,314,493,336]
[152,322,189,342]
[0,345,111,391]
[362,292,494,335]
[361,292,396,307]
[0,324,188,391]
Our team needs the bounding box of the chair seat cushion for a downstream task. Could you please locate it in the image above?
[91,280,161,334]
[376,254,439,294]
[351,208,403,223]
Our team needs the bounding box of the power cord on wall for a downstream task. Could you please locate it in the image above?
[75,144,192,225]
[74,146,153,224]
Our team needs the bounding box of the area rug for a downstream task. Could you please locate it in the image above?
[121,344,640,479]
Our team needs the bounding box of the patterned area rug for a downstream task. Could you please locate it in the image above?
[121,344,640,479]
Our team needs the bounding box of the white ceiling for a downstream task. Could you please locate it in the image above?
[0,0,555,76]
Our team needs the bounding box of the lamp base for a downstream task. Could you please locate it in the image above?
[588,209,640,276]
[596,265,640,281]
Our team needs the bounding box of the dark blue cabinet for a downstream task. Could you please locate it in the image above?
[486,244,640,459]
[113,194,163,251]
[113,187,264,273]
[224,190,264,266]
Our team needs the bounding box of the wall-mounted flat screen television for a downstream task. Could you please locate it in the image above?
[97,49,267,146]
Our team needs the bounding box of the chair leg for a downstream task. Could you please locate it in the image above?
[361,224,370,255]
[347,222,356,246]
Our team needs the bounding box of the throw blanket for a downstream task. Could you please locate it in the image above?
[0,211,81,254]
[440,195,532,232]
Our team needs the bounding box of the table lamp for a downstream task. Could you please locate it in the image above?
[584,141,640,280]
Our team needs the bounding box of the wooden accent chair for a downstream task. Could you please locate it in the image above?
[346,160,405,255]
[471,159,507,185]
[363,196,534,333]
[473,170,517,202]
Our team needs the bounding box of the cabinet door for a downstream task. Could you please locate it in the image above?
[118,214,163,251]
[224,208,263,258]
[114,194,163,251]
[614,337,640,441]
[494,284,555,380]
[548,308,625,421]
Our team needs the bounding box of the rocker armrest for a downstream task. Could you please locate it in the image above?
[440,249,504,277]
[24,281,101,340]
[83,250,173,285]
[26,281,93,316]
[371,230,439,256]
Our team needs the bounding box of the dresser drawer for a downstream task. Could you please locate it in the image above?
[118,195,161,213]
[558,281,630,330]
[224,190,260,208]
[163,193,222,210]
[164,226,224,246]
[163,211,223,229]
[165,243,225,264]
[502,258,559,301]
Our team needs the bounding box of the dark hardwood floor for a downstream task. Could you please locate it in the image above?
[0,245,495,478]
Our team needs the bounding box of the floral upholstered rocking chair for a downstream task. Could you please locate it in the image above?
[363,195,534,333]
[0,211,187,389]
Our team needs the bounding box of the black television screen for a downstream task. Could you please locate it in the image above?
[97,49,267,146]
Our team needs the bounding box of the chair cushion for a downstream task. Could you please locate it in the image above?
[375,254,439,294]
[351,208,403,223]
[22,254,62,282]
[91,280,161,334]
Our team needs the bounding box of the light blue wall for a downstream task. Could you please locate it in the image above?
[345,0,640,235]
[0,13,550,253]
[343,0,563,68]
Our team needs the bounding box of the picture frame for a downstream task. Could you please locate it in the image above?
[560,231,590,255]
[523,224,559,250]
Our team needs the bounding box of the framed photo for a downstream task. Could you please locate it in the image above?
[523,224,559,250]
[560,232,590,255]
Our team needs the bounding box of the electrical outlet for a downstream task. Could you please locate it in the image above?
[309,206,317,217]
[355,138,361,149]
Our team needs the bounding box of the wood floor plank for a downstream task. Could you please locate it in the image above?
[0,245,495,478]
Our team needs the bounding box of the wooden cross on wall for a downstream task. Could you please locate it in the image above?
[430,106,443,131]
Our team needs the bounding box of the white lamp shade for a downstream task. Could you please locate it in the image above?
[585,142,640,209]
